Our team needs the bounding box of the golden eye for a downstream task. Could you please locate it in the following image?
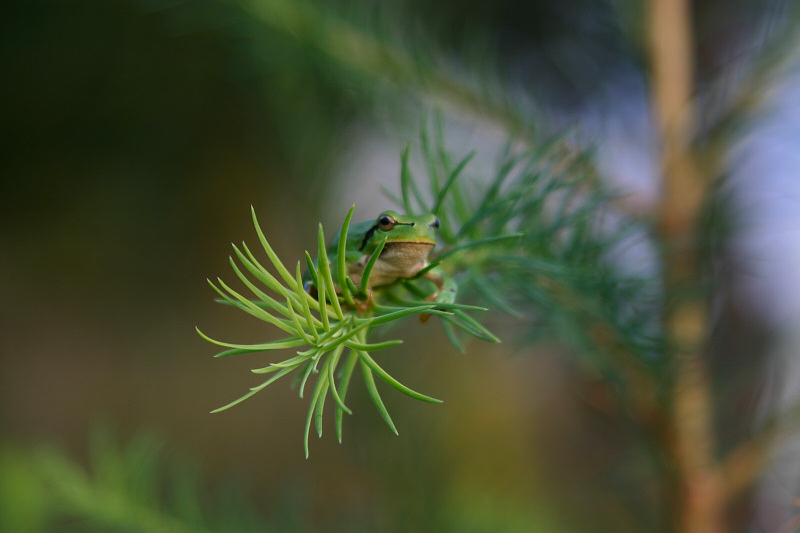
[378,215,396,231]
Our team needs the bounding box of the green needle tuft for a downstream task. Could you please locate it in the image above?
[198,130,552,456]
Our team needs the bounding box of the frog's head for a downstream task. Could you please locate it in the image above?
[359,210,439,254]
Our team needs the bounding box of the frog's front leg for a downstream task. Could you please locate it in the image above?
[344,269,374,313]
[354,286,373,313]
[419,267,457,323]
[422,267,457,305]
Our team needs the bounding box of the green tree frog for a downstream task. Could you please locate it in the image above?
[305,210,457,312]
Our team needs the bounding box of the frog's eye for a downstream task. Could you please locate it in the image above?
[431,218,440,230]
[378,215,397,231]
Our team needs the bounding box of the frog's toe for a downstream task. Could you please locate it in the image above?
[354,290,373,313]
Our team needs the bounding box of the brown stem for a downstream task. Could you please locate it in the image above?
[649,1,725,532]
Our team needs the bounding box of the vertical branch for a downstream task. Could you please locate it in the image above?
[649,1,724,532]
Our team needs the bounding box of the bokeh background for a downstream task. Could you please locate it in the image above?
[3,1,800,532]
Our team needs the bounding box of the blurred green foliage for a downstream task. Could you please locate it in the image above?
[1,429,271,533]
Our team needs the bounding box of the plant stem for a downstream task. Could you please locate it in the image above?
[650,1,724,532]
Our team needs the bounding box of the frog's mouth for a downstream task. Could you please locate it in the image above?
[379,241,435,263]
[382,241,435,246]
[380,241,435,250]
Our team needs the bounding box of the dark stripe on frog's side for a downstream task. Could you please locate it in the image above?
[358,224,379,252]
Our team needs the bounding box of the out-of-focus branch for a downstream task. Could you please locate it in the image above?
[723,393,800,501]
[650,1,724,532]
[242,0,531,139]
[699,3,800,188]
[722,424,776,501]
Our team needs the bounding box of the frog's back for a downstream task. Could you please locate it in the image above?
[326,219,375,256]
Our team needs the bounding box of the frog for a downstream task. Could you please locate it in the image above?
[304,210,457,313]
